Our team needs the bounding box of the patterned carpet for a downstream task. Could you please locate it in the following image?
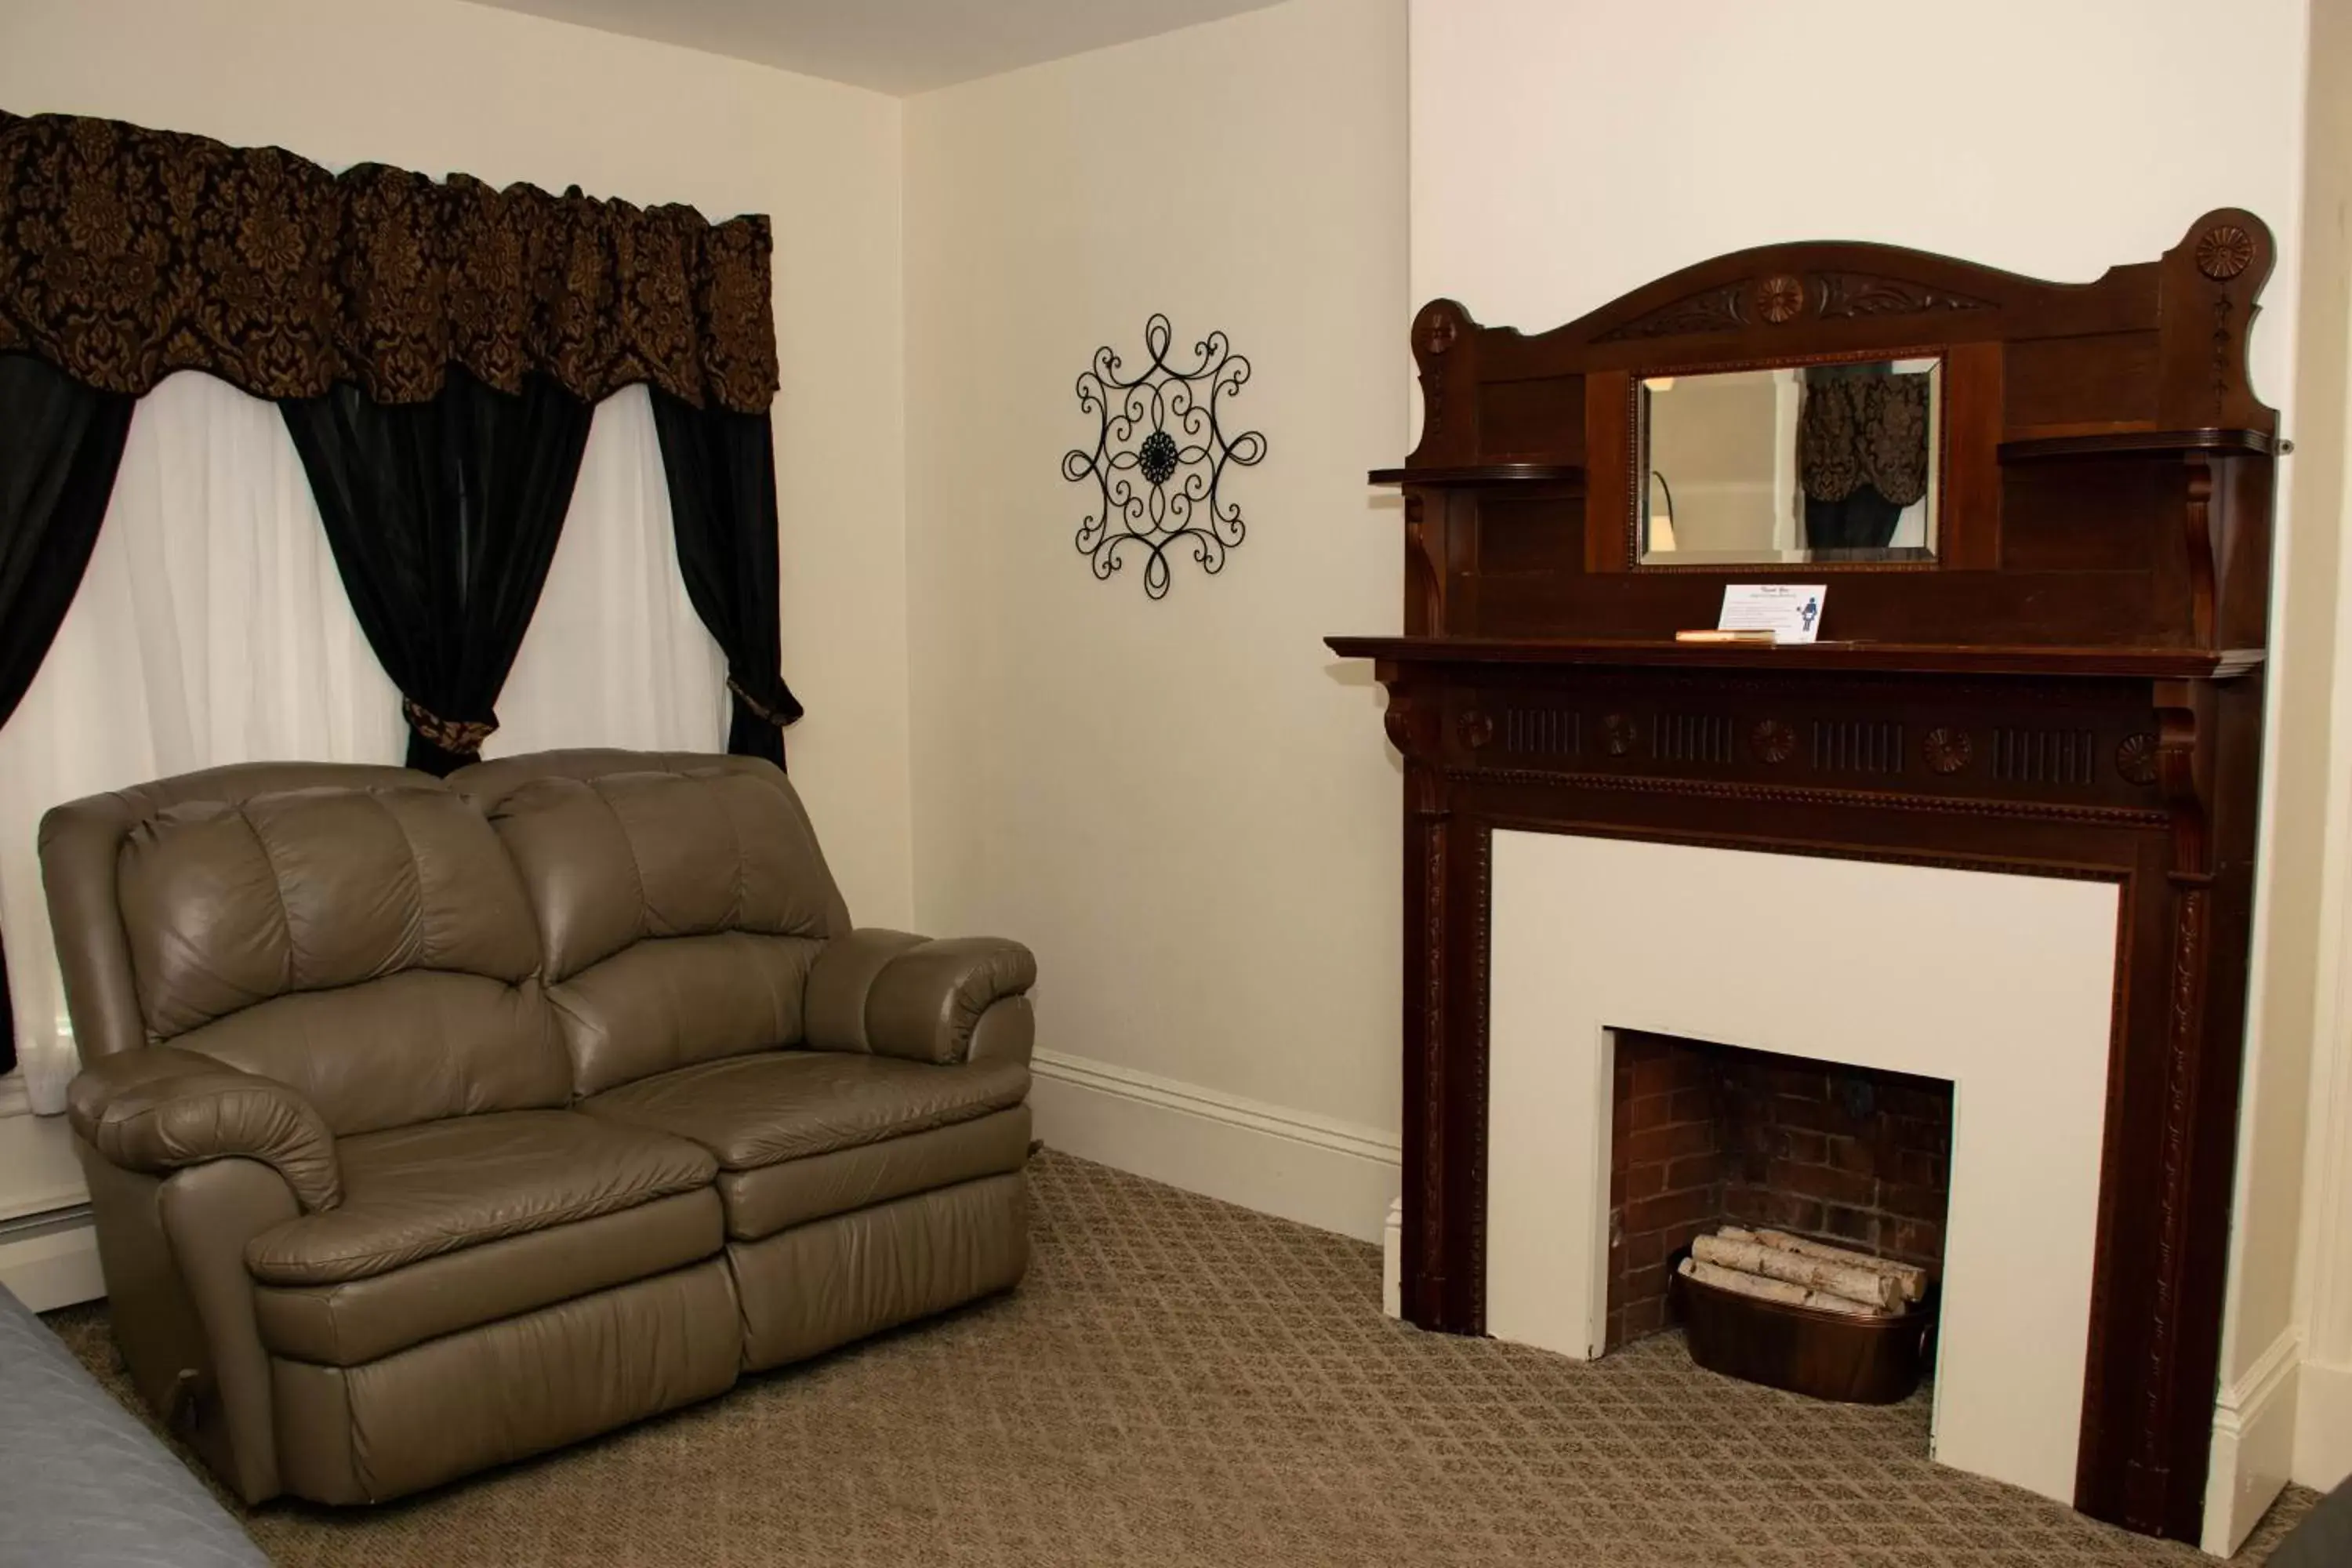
[46,1150,2316,1566]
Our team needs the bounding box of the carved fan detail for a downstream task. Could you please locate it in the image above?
[1756,274,1806,325]
[1751,719,1797,765]
[2195,226,2255,281]
[1922,728,1974,775]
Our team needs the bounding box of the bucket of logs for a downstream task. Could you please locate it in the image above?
[1668,1228,1936,1405]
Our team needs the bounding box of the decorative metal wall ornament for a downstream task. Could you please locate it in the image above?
[1061,314,1267,599]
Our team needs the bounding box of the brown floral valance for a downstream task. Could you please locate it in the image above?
[1798,372,1930,507]
[0,111,778,412]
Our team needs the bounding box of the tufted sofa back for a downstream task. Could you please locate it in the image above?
[40,764,569,1135]
[452,750,849,1097]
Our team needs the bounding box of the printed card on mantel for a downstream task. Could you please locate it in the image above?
[1718,584,1826,644]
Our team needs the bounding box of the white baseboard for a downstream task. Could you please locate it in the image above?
[1029,1050,1399,1244]
[0,1217,101,1312]
[2202,1327,2303,1555]
[2296,1357,2352,1494]
[1381,1197,1403,1318]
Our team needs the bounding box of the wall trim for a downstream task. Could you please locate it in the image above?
[1029,1049,1400,1243]
[2297,1356,2352,1494]
[0,1214,100,1312]
[2204,1326,2303,1555]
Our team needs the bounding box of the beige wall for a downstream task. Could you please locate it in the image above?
[904,0,1410,1232]
[0,0,916,926]
[2294,0,2352,1497]
[1412,0,2321,1548]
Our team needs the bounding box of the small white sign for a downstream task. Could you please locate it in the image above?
[1719,583,1826,644]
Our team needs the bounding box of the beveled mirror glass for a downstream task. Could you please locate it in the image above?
[1637,357,1941,565]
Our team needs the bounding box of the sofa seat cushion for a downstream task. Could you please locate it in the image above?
[245,1111,717,1287]
[580,1050,1030,1174]
[252,1189,724,1366]
[717,1105,1032,1241]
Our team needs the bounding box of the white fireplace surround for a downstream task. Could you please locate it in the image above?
[1486,829,2121,1505]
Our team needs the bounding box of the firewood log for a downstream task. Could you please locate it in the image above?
[1677,1258,1886,1316]
[1691,1233,1901,1311]
[1750,1229,1928,1303]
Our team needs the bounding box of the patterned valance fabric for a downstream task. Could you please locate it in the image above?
[1798,372,1930,507]
[0,111,779,412]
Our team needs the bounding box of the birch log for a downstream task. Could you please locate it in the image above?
[1677,1258,1886,1316]
[1751,1229,1928,1303]
[1691,1233,1901,1311]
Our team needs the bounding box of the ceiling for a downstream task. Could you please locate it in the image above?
[465,0,1290,95]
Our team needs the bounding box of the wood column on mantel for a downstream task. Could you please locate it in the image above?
[1328,212,2283,1547]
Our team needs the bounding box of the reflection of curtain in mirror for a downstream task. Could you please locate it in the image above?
[1798,368,1929,548]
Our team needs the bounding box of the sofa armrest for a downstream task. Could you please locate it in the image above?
[69,1047,340,1212]
[807,929,1036,1065]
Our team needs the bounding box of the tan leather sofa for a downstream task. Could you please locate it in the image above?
[43,750,1034,1505]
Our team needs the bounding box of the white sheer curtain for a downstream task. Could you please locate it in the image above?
[485,385,728,758]
[0,376,725,1074]
[0,372,405,1061]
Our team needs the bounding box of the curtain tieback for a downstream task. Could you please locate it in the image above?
[402,697,496,755]
[727,677,792,728]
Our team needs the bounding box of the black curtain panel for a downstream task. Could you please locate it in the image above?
[0,354,136,1073]
[648,387,800,767]
[282,368,591,775]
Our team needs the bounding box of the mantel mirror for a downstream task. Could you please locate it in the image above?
[1637,357,1943,566]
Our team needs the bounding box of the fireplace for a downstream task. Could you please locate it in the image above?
[1606,1030,1952,1355]
[1483,828,2116,1504]
[1328,213,2281,1543]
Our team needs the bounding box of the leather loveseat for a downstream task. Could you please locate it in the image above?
[43,750,1035,1505]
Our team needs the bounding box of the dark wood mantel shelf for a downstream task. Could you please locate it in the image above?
[1365,462,1584,486]
[1995,427,2281,463]
[1324,636,2266,681]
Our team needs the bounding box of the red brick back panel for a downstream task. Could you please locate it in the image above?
[1605,1030,1952,1352]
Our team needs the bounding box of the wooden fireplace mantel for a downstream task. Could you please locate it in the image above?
[1327,212,2281,1545]
[1326,636,2267,682]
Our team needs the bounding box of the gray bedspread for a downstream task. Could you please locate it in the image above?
[0,1284,267,1567]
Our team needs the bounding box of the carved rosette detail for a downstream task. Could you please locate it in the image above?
[2116,732,2161,787]
[1602,713,1639,757]
[2195,224,2255,281]
[1457,709,1494,751]
[1750,719,1797,765]
[1756,274,1806,325]
[1421,312,1460,354]
[1921,727,1973,775]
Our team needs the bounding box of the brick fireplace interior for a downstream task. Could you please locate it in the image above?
[1606,1029,1955,1352]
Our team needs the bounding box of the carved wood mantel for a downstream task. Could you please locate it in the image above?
[1328,213,2281,1546]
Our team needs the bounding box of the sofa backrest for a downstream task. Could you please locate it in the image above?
[452,750,849,1097]
[40,764,571,1135]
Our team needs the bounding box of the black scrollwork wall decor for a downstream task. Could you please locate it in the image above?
[1062,314,1267,599]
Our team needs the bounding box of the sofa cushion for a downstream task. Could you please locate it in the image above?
[548,931,823,1094]
[581,1051,1031,1172]
[252,1189,724,1365]
[118,786,539,1033]
[483,767,843,984]
[111,786,568,1134]
[245,1111,716,1287]
[717,1105,1031,1241]
[477,761,848,1094]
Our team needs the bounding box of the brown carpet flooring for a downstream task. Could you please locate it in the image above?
[46,1149,2318,1566]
